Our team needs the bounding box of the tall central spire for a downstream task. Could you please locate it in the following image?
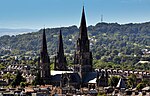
[77,6,89,52]
[74,6,93,73]
[79,6,88,40]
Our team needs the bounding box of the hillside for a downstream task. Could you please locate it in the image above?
[0,22,150,70]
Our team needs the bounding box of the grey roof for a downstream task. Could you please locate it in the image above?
[116,78,126,89]
[51,73,80,84]
[68,73,80,83]
[51,74,61,82]
[82,72,97,83]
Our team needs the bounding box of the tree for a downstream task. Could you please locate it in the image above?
[11,71,26,87]
[141,78,150,86]
[113,56,121,64]
[136,83,146,91]
[109,76,120,87]
[20,82,26,88]
[0,64,5,70]
[112,50,119,55]
[127,74,137,88]
[2,73,15,80]
[32,72,44,86]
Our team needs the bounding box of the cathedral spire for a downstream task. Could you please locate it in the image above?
[40,28,50,83]
[74,6,93,74]
[41,28,48,53]
[79,6,88,40]
[58,29,64,56]
[54,29,67,71]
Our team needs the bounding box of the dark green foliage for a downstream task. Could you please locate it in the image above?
[0,22,150,70]
[11,71,26,88]
[127,74,137,88]
[0,64,5,70]
[20,82,27,88]
[109,76,120,87]
[0,22,149,56]
[142,79,150,86]
[32,72,44,86]
[136,83,146,91]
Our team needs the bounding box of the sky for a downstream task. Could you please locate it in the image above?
[0,0,150,29]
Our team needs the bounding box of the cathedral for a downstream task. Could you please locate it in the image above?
[54,29,68,71]
[39,6,108,88]
[40,28,51,84]
[74,7,93,73]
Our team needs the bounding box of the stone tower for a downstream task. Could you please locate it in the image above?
[54,29,67,71]
[40,28,51,83]
[74,7,93,73]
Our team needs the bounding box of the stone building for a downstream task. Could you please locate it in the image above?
[74,7,93,73]
[38,6,108,89]
[54,29,68,71]
[40,28,51,84]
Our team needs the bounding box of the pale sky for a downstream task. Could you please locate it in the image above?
[0,0,150,29]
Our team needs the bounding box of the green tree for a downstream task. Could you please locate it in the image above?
[20,82,26,88]
[113,56,121,64]
[127,74,137,88]
[0,64,5,70]
[109,76,120,87]
[136,83,146,91]
[142,79,150,86]
[32,72,44,86]
[11,71,26,87]
[2,73,15,80]
[112,49,119,55]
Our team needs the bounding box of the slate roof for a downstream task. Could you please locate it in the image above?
[116,78,126,89]
[68,73,81,83]
[50,72,80,84]
[82,72,97,83]
[51,74,61,82]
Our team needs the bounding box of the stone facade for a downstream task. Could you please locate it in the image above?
[54,29,67,71]
[74,7,93,73]
[40,28,51,84]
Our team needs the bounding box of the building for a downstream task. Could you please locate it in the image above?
[38,6,108,89]
[54,29,68,71]
[40,28,51,84]
[74,6,93,73]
